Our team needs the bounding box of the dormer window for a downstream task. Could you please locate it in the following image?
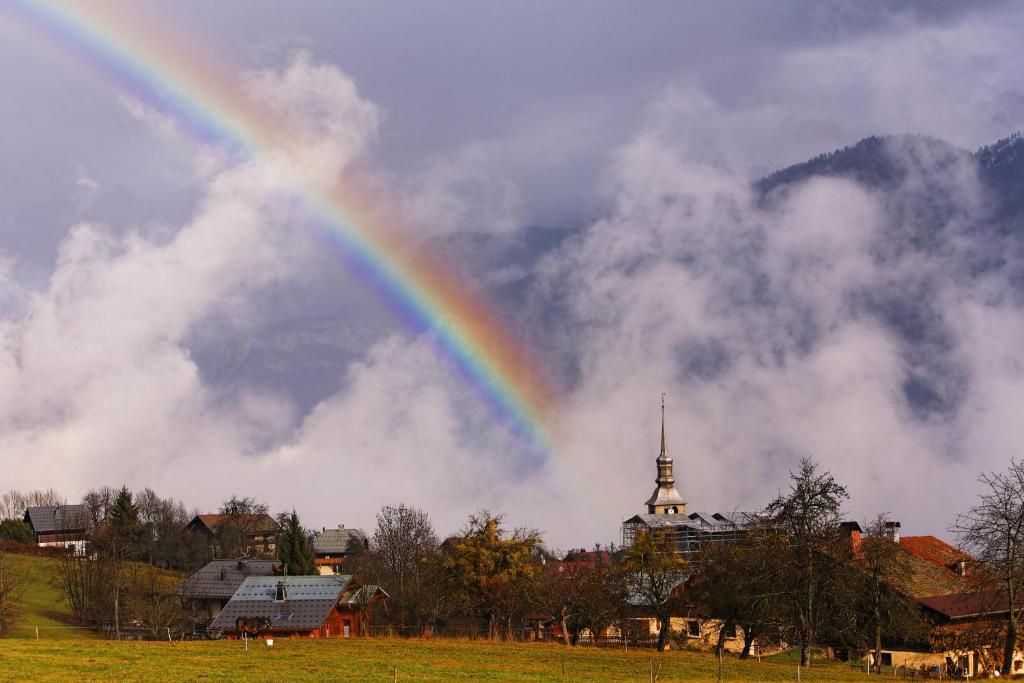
[274,581,287,602]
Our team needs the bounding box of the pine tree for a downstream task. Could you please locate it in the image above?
[277,510,315,576]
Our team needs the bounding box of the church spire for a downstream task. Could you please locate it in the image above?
[660,392,667,457]
[646,394,686,515]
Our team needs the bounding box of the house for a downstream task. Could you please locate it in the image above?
[24,504,88,554]
[172,558,279,621]
[185,513,280,559]
[208,575,388,639]
[311,526,367,575]
[838,523,1023,677]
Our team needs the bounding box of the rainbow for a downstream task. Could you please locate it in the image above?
[3,0,555,458]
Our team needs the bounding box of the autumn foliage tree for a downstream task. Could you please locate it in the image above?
[442,510,541,639]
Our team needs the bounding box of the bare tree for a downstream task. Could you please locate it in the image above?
[0,491,28,521]
[765,456,848,667]
[847,515,927,671]
[953,459,1024,674]
[365,504,448,634]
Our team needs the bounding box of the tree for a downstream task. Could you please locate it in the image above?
[363,504,447,634]
[765,456,848,667]
[217,495,271,558]
[82,486,117,529]
[0,519,34,545]
[693,527,788,658]
[276,510,315,576]
[846,515,927,671]
[0,546,26,635]
[441,510,541,639]
[953,459,1024,674]
[621,529,688,652]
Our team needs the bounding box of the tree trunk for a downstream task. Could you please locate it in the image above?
[873,623,882,674]
[739,624,755,659]
[113,584,121,641]
[656,615,669,653]
[560,611,571,646]
[1004,608,1016,675]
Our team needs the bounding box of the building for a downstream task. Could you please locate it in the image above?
[208,575,388,639]
[312,526,367,576]
[621,399,755,561]
[24,504,88,554]
[185,513,280,559]
[172,558,279,621]
[838,523,1023,677]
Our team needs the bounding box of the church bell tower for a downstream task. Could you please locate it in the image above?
[645,395,686,515]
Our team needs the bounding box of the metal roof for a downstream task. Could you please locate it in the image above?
[624,511,760,531]
[312,527,366,555]
[172,559,279,599]
[209,575,352,631]
[24,505,88,533]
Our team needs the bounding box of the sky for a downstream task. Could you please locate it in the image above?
[0,1,1023,547]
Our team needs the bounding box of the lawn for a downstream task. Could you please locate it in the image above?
[0,638,874,681]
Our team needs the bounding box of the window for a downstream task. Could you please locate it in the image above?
[723,623,737,639]
[881,653,892,667]
[687,620,700,637]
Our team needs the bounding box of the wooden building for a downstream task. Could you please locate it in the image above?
[311,526,367,576]
[185,513,280,559]
[209,575,388,639]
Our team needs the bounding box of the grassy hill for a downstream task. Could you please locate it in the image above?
[4,552,97,640]
[0,638,872,681]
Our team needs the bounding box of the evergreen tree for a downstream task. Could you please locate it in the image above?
[276,510,315,576]
[107,486,145,560]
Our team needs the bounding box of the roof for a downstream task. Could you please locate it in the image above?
[918,589,1021,619]
[24,505,88,533]
[339,585,389,605]
[172,559,279,599]
[624,511,759,531]
[209,575,352,631]
[187,514,280,536]
[312,527,366,555]
[900,536,971,572]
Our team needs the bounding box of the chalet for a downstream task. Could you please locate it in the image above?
[24,504,88,554]
[185,513,280,558]
[172,558,279,621]
[208,575,388,639]
[311,526,367,576]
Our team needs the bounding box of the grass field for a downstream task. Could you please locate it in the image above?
[0,638,874,682]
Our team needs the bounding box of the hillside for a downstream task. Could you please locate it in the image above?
[3,552,182,640]
[4,552,96,640]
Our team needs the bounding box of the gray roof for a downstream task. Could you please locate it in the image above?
[625,573,688,607]
[24,505,87,533]
[624,511,760,531]
[209,575,352,631]
[312,527,366,556]
[172,559,279,599]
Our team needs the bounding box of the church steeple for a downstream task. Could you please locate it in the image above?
[645,394,686,515]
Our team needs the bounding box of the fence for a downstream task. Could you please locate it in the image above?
[7,624,217,641]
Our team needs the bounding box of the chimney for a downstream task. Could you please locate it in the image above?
[883,521,901,543]
[275,581,287,602]
[955,559,968,576]
[840,521,863,557]
[338,524,345,530]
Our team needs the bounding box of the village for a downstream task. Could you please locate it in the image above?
[1,402,1022,680]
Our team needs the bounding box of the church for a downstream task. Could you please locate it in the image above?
[620,398,755,561]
